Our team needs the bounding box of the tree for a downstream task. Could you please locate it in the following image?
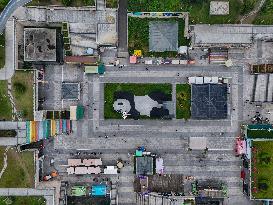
[14,82,26,95]
[62,0,72,6]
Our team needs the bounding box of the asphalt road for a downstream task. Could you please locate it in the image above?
[0,0,31,34]
[117,0,128,51]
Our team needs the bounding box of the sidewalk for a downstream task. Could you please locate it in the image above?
[0,19,15,80]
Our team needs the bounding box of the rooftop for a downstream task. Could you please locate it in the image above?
[191,84,228,119]
[192,25,273,46]
[210,1,229,15]
[62,83,80,100]
[149,21,178,52]
[24,28,57,62]
[135,156,154,176]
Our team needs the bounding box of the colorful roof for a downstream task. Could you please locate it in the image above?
[71,186,87,196]
[91,184,107,196]
[65,56,98,64]
[130,56,137,64]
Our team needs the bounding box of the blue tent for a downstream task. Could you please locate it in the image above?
[91,184,106,197]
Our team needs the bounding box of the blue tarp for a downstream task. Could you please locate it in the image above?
[91,185,106,196]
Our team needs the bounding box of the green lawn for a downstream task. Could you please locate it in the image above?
[176,84,191,120]
[104,83,172,119]
[0,130,17,137]
[247,129,273,139]
[128,0,182,12]
[0,81,12,121]
[28,0,95,6]
[106,0,118,8]
[254,0,273,24]
[128,0,243,24]
[251,141,273,199]
[0,147,35,188]
[128,17,189,56]
[0,34,5,69]
[12,71,34,120]
[0,196,45,205]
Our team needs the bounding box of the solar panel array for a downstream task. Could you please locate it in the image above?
[191,84,228,119]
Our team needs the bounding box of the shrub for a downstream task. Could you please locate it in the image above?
[62,0,72,6]
[14,82,26,95]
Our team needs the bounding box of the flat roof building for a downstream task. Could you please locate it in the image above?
[24,28,57,62]
[149,21,178,52]
[191,84,228,119]
[192,24,273,47]
[62,82,80,100]
[135,156,154,176]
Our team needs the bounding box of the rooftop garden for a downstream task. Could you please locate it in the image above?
[128,17,189,57]
[0,147,35,188]
[251,140,273,199]
[104,83,172,119]
[176,84,191,120]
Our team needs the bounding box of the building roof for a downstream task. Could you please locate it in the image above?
[71,186,87,196]
[24,28,57,62]
[191,84,227,119]
[192,25,273,46]
[91,185,107,196]
[62,83,80,100]
[149,21,178,52]
[65,56,98,64]
[130,56,137,64]
[135,156,154,176]
[97,23,118,45]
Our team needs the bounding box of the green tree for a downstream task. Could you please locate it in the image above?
[62,0,72,6]
[14,82,26,95]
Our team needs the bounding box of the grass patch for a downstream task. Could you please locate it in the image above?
[0,147,35,188]
[128,0,243,24]
[128,17,189,56]
[128,0,181,12]
[104,83,172,119]
[176,84,191,120]
[188,0,242,24]
[0,196,45,205]
[0,34,5,69]
[0,130,17,137]
[0,81,12,121]
[254,0,273,24]
[251,141,273,199]
[106,0,118,8]
[0,0,9,12]
[28,0,95,6]
[12,71,34,120]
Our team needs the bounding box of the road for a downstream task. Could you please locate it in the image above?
[117,0,128,51]
[0,0,31,34]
